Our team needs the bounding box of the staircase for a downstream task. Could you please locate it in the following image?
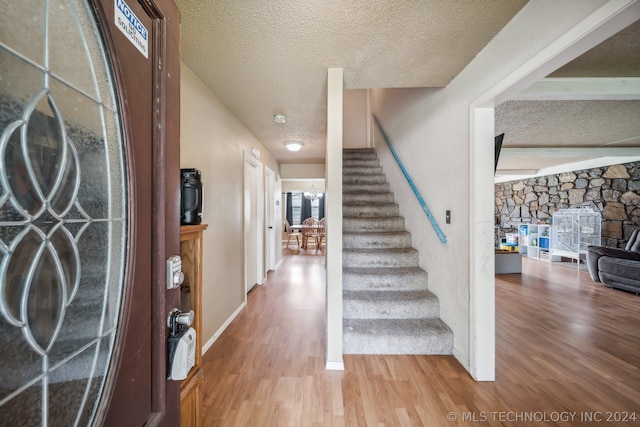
[342,148,453,354]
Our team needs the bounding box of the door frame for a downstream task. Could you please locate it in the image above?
[243,151,264,295]
[90,0,182,424]
[265,167,276,272]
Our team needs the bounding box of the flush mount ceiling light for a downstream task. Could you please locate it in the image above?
[284,140,303,152]
[273,114,287,124]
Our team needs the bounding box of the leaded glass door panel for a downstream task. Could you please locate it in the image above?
[0,0,181,425]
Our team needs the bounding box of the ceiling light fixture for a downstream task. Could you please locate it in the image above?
[284,140,303,152]
[273,114,287,124]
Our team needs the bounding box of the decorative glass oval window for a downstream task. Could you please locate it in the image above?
[0,0,128,425]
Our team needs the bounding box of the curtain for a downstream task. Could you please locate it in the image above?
[301,194,312,221]
[286,192,293,225]
[319,194,325,219]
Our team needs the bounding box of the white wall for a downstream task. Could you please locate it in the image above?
[180,63,281,346]
[281,180,325,193]
[343,89,371,149]
[371,0,625,377]
[280,163,325,180]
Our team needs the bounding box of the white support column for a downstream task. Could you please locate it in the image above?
[325,68,344,370]
[469,107,496,381]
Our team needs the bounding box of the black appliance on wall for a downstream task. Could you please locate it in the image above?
[180,168,203,225]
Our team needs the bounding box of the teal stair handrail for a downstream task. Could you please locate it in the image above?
[373,115,447,244]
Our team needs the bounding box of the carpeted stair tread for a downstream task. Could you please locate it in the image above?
[343,247,418,255]
[343,182,390,193]
[343,203,399,218]
[343,192,395,204]
[343,267,428,291]
[344,166,384,176]
[343,216,405,232]
[343,149,377,160]
[343,174,387,185]
[341,148,452,355]
[343,231,411,248]
[343,318,453,354]
[343,159,380,168]
[343,289,440,319]
[343,248,419,268]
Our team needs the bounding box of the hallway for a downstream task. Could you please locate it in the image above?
[201,253,640,426]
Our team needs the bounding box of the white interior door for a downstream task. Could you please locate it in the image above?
[243,152,263,294]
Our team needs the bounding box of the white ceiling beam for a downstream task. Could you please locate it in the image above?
[511,77,640,100]
[495,155,640,183]
[500,146,640,158]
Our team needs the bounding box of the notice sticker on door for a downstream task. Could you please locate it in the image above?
[114,0,148,58]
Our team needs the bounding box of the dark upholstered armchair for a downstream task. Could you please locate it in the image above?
[586,229,640,294]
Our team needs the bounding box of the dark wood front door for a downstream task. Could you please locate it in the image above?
[0,0,180,425]
[93,0,182,425]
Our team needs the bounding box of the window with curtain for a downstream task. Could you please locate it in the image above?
[290,192,323,224]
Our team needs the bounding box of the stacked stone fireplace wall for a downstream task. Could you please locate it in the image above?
[495,161,640,249]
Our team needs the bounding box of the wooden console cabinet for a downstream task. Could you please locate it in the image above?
[179,224,208,427]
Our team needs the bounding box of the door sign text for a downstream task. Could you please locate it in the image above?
[114,0,148,58]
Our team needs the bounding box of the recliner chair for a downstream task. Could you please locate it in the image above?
[586,229,640,294]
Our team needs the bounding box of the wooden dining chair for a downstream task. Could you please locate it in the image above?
[316,217,326,251]
[301,217,319,249]
[284,219,301,248]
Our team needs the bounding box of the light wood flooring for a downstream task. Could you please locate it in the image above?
[201,249,640,426]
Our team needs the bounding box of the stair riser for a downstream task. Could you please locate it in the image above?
[344,148,376,155]
[343,333,452,354]
[343,251,419,268]
[344,166,384,176]
[343,318,453,355]
[343,192,394,204]
[343,217,405,232]
[343,159,380,168]
[343,204,399,218]
[343,271,429,291]
[343,175,387,185]
[343,152,377,161]
[343,183,390,193]
[343,232,410,249]
[343,299,439,319]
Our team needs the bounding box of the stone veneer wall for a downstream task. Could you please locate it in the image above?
[495,162,640,249]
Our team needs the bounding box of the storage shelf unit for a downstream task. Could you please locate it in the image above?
[180,224,208,427]
[550,208,601,267]
[518,223,556,261]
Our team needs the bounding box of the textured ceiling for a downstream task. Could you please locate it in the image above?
[496,100,640,147]
[176,0,527,163]
[548,19,640,78]
[496,19,640,179]
[176,0,640,175]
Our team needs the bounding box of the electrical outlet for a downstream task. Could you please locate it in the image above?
[446,210,451,224]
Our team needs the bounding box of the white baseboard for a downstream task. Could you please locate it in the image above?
[325,360,344,371]
[202,301,247,355]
